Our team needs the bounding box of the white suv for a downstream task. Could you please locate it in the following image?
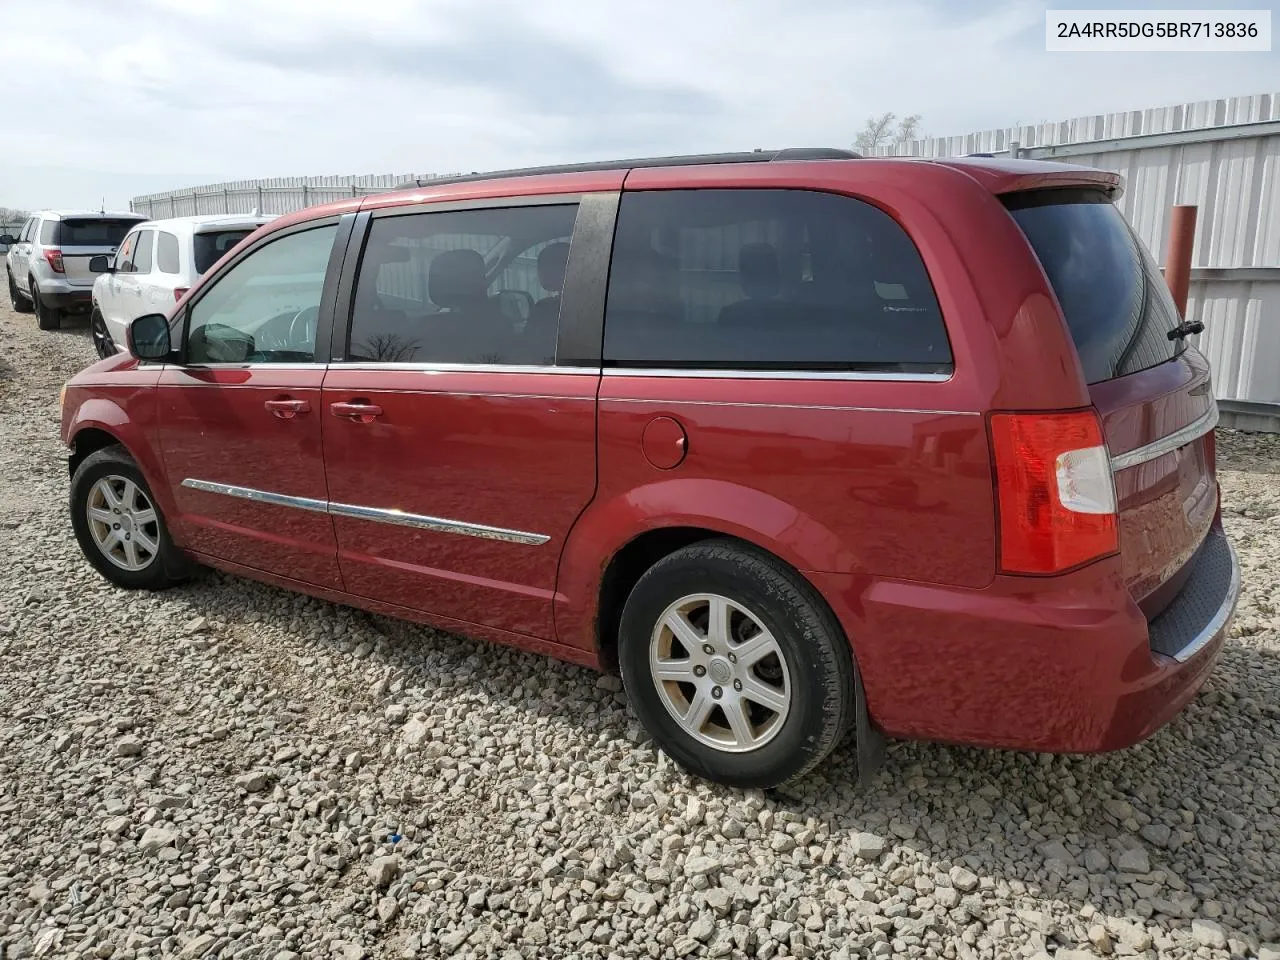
[89,214,273,358]
[4,211,144,330]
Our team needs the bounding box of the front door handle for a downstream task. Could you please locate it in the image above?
[330,400,384,423]
[264,398,311,419]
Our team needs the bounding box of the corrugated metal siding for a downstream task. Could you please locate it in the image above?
[130,174,442,219]
[876,92,1280,425]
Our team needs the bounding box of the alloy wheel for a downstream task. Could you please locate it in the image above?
[648,592,792,752]
[86,475,160,571]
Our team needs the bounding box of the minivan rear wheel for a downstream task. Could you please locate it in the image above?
[70,446,190,590]
[618,539,856,787]
[31,282,60,330]
[7,270,32,313]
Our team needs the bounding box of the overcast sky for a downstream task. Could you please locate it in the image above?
[2,0,1277,212]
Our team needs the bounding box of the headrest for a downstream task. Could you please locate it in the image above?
[537,242,570,294]
[738,242,780,300]
[428,248,488,308]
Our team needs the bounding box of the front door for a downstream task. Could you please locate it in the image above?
[321,199,599,639]
[157,221,344,589]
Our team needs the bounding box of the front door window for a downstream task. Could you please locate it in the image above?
[185,225,337,364]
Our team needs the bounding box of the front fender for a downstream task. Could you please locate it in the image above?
[553,477,854,653]
[63,378,176,529]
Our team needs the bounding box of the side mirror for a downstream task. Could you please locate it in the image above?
[0,234,15,246]
[89,255,114,274]
[127,314,172,361]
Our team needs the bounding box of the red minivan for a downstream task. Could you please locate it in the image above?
[60,150,1238,787]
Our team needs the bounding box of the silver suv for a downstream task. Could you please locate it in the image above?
[4,211,144,330]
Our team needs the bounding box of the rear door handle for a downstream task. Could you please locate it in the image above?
[330,401,384,423]
[264,398,311,419]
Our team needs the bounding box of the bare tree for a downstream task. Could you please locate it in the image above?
[855,113,898,154]
[895,115,922,144]
[855,114,925,155]
[0,207,30,230]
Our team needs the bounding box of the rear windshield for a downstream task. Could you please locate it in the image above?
[57,218,142,247]
[194,230,255,274]
[1006,189,1184,384]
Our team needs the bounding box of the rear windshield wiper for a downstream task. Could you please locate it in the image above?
[1167,319,1204,341]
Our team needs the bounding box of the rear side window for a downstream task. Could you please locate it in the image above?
[58,219,140,246]
[157,231,181,274]
[194,231,255,274]
[133,230,155,274]
[347,203,578,366]
[603,189,951,372]
[39,221,56,244]
[1006,190,1184,383]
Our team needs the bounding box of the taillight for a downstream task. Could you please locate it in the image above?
[173,288,189,301]
[44,249,64,273]
[989,410,1118,575]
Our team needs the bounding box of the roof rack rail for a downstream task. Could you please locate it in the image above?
[394,147,861,190]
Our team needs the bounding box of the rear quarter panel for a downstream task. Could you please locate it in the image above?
[554,375,995,653]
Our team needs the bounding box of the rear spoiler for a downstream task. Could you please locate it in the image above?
[934,157,1123,200]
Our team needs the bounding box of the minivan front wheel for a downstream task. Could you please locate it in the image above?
[31,282,60,330]
[70,446,189,590]
[618,539,856,788]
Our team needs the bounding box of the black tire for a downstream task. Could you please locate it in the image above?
[618,539,856,788]
[7,269,32,313]
[90,308,118,359]
[70,446,190,590]
[32,281,60,330]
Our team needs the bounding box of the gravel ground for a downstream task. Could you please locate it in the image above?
[1,300,1278,960]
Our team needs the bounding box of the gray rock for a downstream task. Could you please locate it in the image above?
[234,771,269,792]
[384,704,408,724]
[948,866,979,892]
[1140,823,1172,848]
[685,855,725,876]
[178,934,216,958]
[401,717,430,746]
[367,856,401,888]
[138,826,176,855]
[114,736,144,757]
[690,916,716,942]
[1257,945,1280,960]
[1113,846,1150,873]
[850,832,886,860]
[1191,919,1228,949]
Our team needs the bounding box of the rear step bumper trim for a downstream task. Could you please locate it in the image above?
[1110,403,1219,471]
[1148,527,1240,663]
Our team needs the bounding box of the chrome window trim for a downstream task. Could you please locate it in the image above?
[603,397,978,416]
[335,362,577,375]
[181,479,549,546]
[177,362,329,371]
[1169,531,1240,664]
[1109,404,1219,471]
[603,367,953,382]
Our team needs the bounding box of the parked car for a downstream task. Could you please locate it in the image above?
[4,210,144,329]
[88,214,275,359]
[58,149,1238,787]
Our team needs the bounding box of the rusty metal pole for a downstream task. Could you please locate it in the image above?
[1164,205,1197,319]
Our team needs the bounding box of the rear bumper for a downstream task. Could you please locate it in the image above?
[811,520,1237,753]
[43,289,93,312]
[37,278,94,312]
